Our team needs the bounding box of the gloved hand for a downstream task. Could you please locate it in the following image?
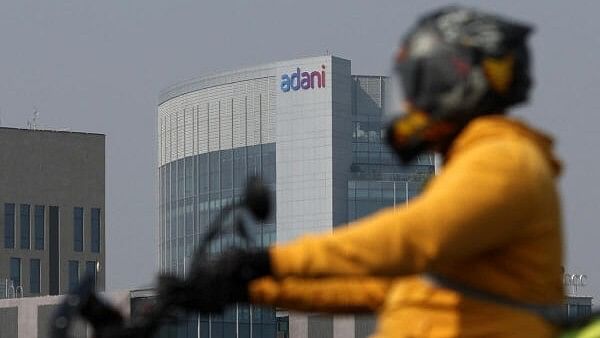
[158,248,271,313]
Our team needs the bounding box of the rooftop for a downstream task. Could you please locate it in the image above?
[0,126,105,137]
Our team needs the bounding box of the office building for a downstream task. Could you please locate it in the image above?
[0,128,105,299]
[0,290,129,338]
[157,55,435,338]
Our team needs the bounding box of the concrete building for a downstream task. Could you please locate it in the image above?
[157,55,435,338]
[0,290,129,338]
[0,128,106,299]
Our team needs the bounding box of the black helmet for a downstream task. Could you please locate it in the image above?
[388,6,533,163]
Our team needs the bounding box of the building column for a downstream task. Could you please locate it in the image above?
[18,299,38,338]
[333,315,355,338]
[289,311,308,338]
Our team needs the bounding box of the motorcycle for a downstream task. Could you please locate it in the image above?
[49,176,600,338]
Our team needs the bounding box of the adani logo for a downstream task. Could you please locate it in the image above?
[280,65,326,92]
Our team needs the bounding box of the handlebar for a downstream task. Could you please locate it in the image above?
[50,177,269,338]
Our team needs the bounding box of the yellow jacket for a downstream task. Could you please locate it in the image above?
[250,116,564,338]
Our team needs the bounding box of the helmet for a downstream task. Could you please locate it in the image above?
[387,6,533,163]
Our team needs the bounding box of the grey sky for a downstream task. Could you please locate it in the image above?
[1,1,599,300]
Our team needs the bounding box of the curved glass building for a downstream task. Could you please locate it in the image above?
[157,55,434,338]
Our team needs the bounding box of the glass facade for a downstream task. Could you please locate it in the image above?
[345,76,434,338]
[348,170,432,220]
[91,208,101,253]
[68,260,79,292]
[34,205,44,250]
[152,306,276,338]
[349,76,434,221]
[20,204,30,249]
[158,143,276,276]
[73,207,84,252]
[30,259,41,294]
[158,143,276,338]
[4,203,15,249]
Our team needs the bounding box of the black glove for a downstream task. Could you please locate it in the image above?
[158,248,271,313]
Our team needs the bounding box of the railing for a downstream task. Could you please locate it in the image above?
[0,278,24,299]
[564,273,588,296]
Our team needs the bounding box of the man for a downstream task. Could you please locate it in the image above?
[163,6,564,337]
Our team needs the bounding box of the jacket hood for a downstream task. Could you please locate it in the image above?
[446,115,562,175]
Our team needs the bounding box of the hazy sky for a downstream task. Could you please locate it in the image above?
[1,1,599,301]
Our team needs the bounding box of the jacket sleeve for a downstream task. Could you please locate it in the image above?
[270,139,542,278]
[248,276,392,313]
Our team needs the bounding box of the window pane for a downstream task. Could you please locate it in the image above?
[277,316,289,338]
[68,260,79,292]
[30,259,41,294]
[220,150,233,190]
[91,208,101,253]
[177,237,184,275]
[170,162,177,201]
[263,324,276,338]
[185,157,194,198]
[4,203,15,248]
[198,153,209,195]
[209,152,220,192]
[170,200,177,240]
[355,122,368,142]
[48,206,60,295]
[34,205,45,250]
[224,323,235,338]
[239,323,250,338]
[177,159,185,200]
[10,257,21,287]
[176,319,186,338]
[85,261,97,291]
[199,318,209,338]
[20,204,30,249]
[185,198,193,236]
[178,199,184,239]
[234,148,247,190]
[247,145,261,178]
[73,207,84,252]
[261,143,276,185]
[211,317,224,338]
[252,306,261,324]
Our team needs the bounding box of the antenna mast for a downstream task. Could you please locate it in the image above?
[27,107,40,130]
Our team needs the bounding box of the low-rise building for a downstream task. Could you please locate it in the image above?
[0,127,106,298]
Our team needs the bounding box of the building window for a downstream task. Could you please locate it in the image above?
[34,205,45,250]
[4,203,15,248]
[49,206,60,296]
[73,207,84,252]
[68,260,79,292]
[20,204,30,249]
[91,208,101,253]
[261,143,276,185]
[277,315,290,338]
[85,261,97,290]
[10,257,21,287]
[30,259,41,294]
